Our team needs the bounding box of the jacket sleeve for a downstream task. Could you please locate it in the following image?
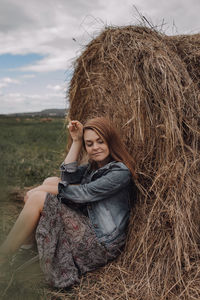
[58,166,132,203]
[60,161,88,184]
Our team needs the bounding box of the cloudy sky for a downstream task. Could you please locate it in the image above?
[0,0,200,114]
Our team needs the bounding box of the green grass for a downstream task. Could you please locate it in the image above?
[0,116,69,299]
[0,116,67,201]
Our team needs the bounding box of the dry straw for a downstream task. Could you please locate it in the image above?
[165,33,200,90]
[66,26,200,299]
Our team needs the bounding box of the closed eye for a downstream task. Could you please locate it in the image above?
[85,142,93,147]
[98,139,104,144]
[85,138,105,147]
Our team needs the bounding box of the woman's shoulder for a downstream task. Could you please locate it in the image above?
[105,161,131,172]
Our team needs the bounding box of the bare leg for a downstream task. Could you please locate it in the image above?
[24,177,60,203]
[0,191,47,257]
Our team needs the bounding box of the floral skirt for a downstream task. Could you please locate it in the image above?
[35,193,125,288]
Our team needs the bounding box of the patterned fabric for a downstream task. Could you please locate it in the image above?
[35,193,125,288]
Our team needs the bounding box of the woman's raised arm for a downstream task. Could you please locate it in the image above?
[64,120,83,164]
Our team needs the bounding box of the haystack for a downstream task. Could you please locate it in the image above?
[67,26,200,300]
[165,33,200,89]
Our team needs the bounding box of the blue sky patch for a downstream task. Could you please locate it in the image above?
[0,53,45,70]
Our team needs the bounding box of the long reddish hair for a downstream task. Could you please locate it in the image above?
[83,117,136,179]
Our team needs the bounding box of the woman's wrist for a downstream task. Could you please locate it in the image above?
[72,138,83,143]
[63,139,82,164]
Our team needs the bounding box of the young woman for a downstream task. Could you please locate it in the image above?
[0,117,136,288]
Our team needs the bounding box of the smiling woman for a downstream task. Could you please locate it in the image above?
[84,129,110,167]
[0,116,136,288]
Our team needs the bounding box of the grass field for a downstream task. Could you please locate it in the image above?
[0,116,69,299]
[0,116,67,196]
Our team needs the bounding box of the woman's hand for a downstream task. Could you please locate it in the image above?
[68,120,83,142]
[64,120,83,164]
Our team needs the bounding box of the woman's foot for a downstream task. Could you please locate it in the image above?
[20,243,34,250]
[9,243,37,270]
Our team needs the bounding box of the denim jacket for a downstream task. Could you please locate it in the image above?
[58,161,133,245]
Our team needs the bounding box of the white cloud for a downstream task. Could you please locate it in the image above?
[0,91,67,114]
[3,77,20,84]
[47,84,64,91]
[0,82,8,89]
[0,0,103,72]
[20,74,36,79]
[0,77,20,89]
[20,52,72,72]
[1,0,200,73]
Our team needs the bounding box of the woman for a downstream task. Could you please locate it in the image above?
[0,117,136,288]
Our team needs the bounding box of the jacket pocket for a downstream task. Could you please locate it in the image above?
[92,201,117,236]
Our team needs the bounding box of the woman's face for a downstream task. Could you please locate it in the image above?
[84,129,110,167]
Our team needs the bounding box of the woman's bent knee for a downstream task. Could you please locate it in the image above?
[24,194,28,203]
[43,176,60,185]
[24,189,36,203]
[25,191,47,213]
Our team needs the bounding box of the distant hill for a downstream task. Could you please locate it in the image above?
[7,108,67,117]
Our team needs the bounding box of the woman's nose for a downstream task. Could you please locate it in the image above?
[92,142,99,150]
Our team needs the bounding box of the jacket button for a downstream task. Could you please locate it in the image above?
[88,204,91,209]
